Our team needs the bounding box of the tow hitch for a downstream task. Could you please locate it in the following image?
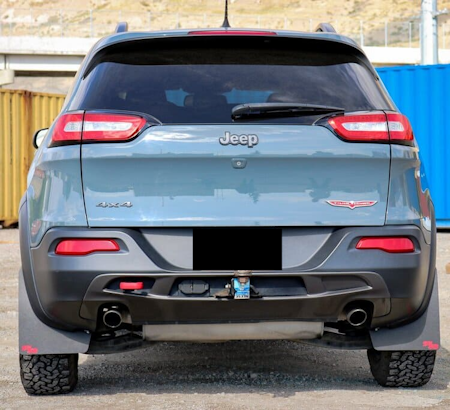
[233,276,250,299]
[214,270,260,299]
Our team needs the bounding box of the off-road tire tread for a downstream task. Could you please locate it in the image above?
[367,349,436,387]
[19,354,78,395]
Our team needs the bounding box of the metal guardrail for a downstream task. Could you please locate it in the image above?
[0,90,65,227]
[1,7,450,48]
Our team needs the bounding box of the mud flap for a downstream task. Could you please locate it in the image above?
[370,273,440,351]
[19,269,91,355]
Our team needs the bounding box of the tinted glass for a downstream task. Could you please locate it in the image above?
[70,39,392,124]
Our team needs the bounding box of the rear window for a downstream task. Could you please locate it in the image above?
[70,36,393,124]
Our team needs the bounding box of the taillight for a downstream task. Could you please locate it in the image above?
[51,113,83,146]
[188,30,277,36]
[328,112,413,143]
[82,113,146,142]
[386,113,414,142]
[55,239,120,255]
[50,112,146,147]
[356,237,415,253]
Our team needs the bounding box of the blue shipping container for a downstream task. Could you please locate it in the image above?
[377,64,450,228]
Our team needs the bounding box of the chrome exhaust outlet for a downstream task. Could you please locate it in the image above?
[103,309,123,329]
[346,308,368,327]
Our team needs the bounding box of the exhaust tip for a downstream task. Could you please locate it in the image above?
[103,309,123,329]
[346,308,368,327]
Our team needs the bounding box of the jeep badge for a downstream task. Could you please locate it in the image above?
[219,131,259,148]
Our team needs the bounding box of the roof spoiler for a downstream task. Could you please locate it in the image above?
[315,23,337,33]
[113,21,337,35]
[115,22,128,33]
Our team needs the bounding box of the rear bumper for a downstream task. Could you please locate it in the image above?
[22,224,435,332]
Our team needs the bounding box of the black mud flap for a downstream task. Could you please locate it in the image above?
[19,269,91,355]
[370,273,440,351]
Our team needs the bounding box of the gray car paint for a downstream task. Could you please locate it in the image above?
[386,144,434,243]
[81,124,390,227]
[27,142,87,247]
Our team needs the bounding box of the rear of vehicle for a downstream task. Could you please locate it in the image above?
[19,29,438,395]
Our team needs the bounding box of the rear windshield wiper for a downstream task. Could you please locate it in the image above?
[231,103,345,121]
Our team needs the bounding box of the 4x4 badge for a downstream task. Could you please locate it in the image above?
[326,200,377,210]
[96,202,133,208]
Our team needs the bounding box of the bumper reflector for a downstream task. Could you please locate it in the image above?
[120,281,144,290]
[356,237,415,253]
[55,239,120,255]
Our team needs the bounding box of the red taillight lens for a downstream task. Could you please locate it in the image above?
[328,112,388,141]
[356,237,415,253]
[50,112,146,147]
[386,113,414,142]
[55,239,120,255]
[51,113,84,146]
[328,112,413,143]
[188,30,277,36]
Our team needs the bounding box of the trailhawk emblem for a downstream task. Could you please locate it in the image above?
[326,200,377,210]
[219,132,259,148]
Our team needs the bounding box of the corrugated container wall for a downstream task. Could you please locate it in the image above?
[377,64,450,228]
[0,90,65,227]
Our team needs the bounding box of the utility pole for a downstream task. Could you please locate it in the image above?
[421,0,438,64]
[421,0,448,64]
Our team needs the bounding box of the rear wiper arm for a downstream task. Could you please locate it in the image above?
[231,103,345,120]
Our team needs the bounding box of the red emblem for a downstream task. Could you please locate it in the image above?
[21,345,39,354]
[423,340,439,350]
[326,200,377,210]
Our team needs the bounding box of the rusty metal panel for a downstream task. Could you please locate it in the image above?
[0,90,65,227]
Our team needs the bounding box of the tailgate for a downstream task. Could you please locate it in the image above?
[81,124,389,227]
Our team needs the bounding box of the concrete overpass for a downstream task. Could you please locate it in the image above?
[2,36,450,81]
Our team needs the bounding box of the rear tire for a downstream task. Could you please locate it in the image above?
[19,354,78,395]
[367,349,436,387]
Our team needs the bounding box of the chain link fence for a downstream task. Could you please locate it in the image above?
[1,7,449,48]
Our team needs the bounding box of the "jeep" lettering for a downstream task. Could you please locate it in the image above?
[219,132,259,148]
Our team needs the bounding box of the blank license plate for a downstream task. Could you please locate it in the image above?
[193,228,282,270]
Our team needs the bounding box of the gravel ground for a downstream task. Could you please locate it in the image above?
[0,229,449,409]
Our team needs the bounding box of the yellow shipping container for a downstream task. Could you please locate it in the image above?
[0,90,65,227]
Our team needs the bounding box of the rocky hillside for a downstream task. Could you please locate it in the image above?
[2,0,450,46]
[0,0,430,18]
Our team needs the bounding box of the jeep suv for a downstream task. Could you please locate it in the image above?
[19,27,439,395]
